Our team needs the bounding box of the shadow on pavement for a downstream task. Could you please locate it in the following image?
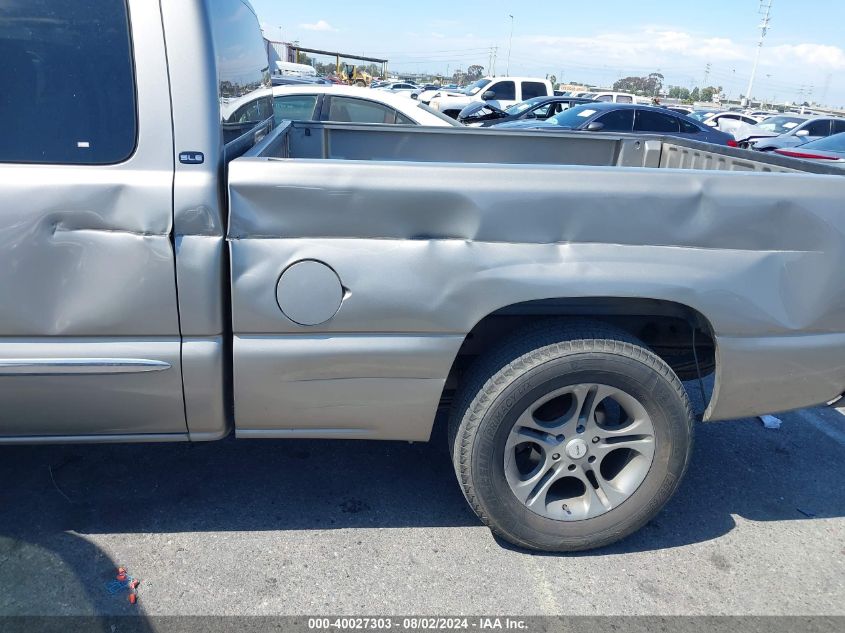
[1,400,843,604]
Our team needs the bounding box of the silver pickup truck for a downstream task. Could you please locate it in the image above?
[2,0,844,552]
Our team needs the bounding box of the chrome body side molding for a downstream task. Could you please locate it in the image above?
[0,358,172,376]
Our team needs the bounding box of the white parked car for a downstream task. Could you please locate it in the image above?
[271,85,460,127]
[428,77,553,119]
[376,82,419,95]
[590,91,636,104]
[699,111,761,134]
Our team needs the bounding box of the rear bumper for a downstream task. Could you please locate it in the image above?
[706,332,845,421]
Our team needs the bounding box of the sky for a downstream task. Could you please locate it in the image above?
[251,0,844,107]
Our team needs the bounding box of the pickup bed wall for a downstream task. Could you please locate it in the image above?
[225,123,845,440]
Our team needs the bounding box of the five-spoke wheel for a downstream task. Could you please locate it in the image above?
[504,384,655,521]
[450,321,694,551]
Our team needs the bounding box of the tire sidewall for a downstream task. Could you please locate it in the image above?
[472,350,691,549]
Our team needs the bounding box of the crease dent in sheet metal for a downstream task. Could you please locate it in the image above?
[229,159,845,334]
[0,178,178,338]
[227,154,845,431]
[228,160,831,247]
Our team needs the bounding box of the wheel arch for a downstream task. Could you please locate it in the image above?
[439,296,717,415]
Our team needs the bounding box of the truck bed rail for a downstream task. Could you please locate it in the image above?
[246,121,843,175]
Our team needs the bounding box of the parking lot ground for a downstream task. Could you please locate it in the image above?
[0,387,843,617]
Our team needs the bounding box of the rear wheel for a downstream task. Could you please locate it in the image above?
[449,320,694,551]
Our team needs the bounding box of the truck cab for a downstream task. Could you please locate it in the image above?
[428,77,553,118]
[591,91,636,104]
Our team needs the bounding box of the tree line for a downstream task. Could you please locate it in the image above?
[612,72,723,103]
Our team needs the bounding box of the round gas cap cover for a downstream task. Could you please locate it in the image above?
[276,260,343,326]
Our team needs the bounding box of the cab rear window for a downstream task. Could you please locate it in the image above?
[0,0,137,164]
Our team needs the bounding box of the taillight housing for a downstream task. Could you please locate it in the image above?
[775,149,838,160]
[727,139,738,148]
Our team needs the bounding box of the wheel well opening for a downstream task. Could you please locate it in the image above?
[440,298,716,413]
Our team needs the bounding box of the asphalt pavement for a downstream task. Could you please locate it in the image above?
[0,383,843,618]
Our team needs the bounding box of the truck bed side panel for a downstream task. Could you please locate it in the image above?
[227,142,845,437]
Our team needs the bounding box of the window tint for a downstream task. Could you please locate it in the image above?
[550,102,573,116]
[530,104,554,119]
[208,0,273,145]
[0,0,136,164]
[328,97,398,124]
[273,95,319,124]
[490,81,516,100]
[832,120,845,135]
[596,95,613,102]
[396,113,415,125]
[617,95,634,104]
[594,109,634,132]
[680,119,701,134]
[521,81,547,99]
[635,110,681,133]
[802,120,832,137]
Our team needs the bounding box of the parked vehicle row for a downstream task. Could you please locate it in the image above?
[273,75,844,158]
[489,103,738,146]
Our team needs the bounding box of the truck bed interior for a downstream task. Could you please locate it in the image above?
[246,121,845,175]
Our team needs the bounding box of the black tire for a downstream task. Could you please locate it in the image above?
[449,319,694,552]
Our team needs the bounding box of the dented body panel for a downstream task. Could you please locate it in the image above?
[0,0,187,438]
[2,0,844,444]
[226,124,845,437]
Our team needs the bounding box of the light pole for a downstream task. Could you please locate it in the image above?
[506,15,514,76]
[744,0,773,107]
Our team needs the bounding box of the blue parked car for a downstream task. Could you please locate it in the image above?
[492,102,737,146]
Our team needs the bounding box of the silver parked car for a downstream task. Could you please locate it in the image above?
[737,115,845,150]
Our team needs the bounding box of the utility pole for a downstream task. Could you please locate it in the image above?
[820,73,832,105]
[703,62,711,87]
[744,0,773,107]
[488,47,499,77]
[506,15,514,76]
